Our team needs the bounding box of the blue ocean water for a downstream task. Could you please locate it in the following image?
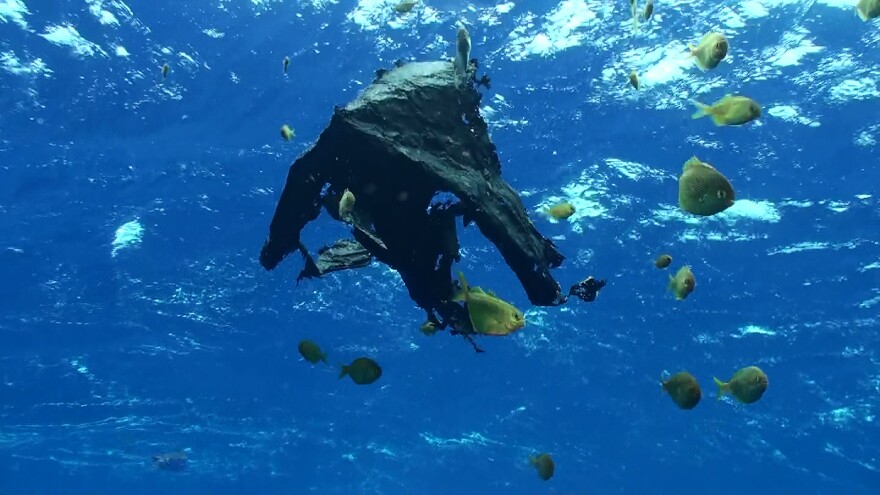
[1,0,879,493]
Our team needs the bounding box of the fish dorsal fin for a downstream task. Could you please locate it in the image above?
[486,290,497,298]
[470,287,485,295]
[683,156,703,172]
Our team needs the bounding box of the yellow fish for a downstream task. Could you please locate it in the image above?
[692,95,761,126]
[667,265,695,300]
[452,272,525,336]
[419,321,440,336]
[628,71,639,90]
[678,156,735,216]
[856,0,880,20]
[280,124,295,141]
[395,0,417,13]
[688,32,728,70]
[714,366,768,404]
[339,188,356,221]
[545,202,575,220]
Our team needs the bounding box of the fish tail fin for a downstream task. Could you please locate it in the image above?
[691,100,710,120]
[452,271,469,301]
[713,377,727,400]
[339,365,349,379]
[660,370,670,390]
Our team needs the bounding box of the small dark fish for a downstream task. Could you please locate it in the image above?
[340,357,382,385]
[661,371,701,410]
[654,254,672,269]
[152,451,187,471]
[283,56,290,73]
[161,63,170,79]
[298,340,327,364]
[529,453,554,481]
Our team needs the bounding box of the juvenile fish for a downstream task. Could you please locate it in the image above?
[452,272,525,336]
[678,156,735,216]
[283,56,290,73]
[667,265,695,300]
[692,95,761,126]
[419,320,440,336]
[661,371,702,410]
[545,202,575,220]
[280,124,295,141]
[339,188,355,221]
[340,357,382,385]
[395,0,417,13]
[297,340,327,364]
[654,254,672,269]
[529,453,555,481]
[628,71,640,90]
[688,32,728,70]
[161,63,170,79]
[715,366,768,404]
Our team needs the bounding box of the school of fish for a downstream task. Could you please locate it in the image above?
[161,0,880,482]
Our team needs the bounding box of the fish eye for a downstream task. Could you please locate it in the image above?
[717,190,727,199]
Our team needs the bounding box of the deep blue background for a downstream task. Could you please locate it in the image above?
[1,0,879,493]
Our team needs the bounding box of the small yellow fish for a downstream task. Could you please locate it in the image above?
[161,63,170,79]
[545,202,575,220]
[339,188,356,221]
[280,124,295,141]
[688,32,728,70]
[419,321,440,336]
[667,265,695,300]
[678,156,735,216]
[654,254,672,269]
[856,0,880,20]
[339,357,382,385]
[643,0,654,20]
[628,71,639,90]
[661,371,702,410]
[692,95,761,126]
[529,453,555,481]
[452,272,525,336]
[714,366,768,404]
[297,340,327,364]
[283,56,290,73]
[395,0,417,13]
